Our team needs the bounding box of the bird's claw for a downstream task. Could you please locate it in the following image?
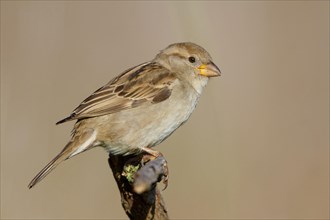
[140,149,169,190]
[161,161,169,190]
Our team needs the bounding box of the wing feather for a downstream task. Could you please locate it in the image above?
[56,62,177,124]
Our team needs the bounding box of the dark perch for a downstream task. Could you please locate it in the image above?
[108,153,169,220]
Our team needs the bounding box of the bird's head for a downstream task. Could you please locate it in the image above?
[155,42,221,78]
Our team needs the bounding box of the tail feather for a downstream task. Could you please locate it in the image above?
[28,129,96,189]
[28,151,68,189]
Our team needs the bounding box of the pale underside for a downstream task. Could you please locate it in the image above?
[74,79,201,155]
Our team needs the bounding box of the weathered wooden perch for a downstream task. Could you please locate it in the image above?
[108,153,169,220]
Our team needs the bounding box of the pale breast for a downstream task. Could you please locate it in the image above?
[95,81,201,155]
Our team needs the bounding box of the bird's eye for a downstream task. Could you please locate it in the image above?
[188,56,196,63]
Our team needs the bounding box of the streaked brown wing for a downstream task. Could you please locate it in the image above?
[56,62,177,124]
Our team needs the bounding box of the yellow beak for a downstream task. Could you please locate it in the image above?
[198,61,221,77]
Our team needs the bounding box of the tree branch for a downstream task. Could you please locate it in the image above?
[108,153,169,220]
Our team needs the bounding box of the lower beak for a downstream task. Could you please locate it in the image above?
[198,61,221,77]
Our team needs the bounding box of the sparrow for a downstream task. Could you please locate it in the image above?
[28,42,221,189]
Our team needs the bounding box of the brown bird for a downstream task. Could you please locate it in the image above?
[28,42,221,188]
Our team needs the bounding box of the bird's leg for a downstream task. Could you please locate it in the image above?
[140,147,169,190]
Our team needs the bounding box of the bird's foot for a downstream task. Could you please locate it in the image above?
[140,147,169,190]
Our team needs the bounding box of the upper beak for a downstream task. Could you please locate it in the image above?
[198,61,221,77]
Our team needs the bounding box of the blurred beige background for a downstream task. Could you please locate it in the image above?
[1,1,329,219]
